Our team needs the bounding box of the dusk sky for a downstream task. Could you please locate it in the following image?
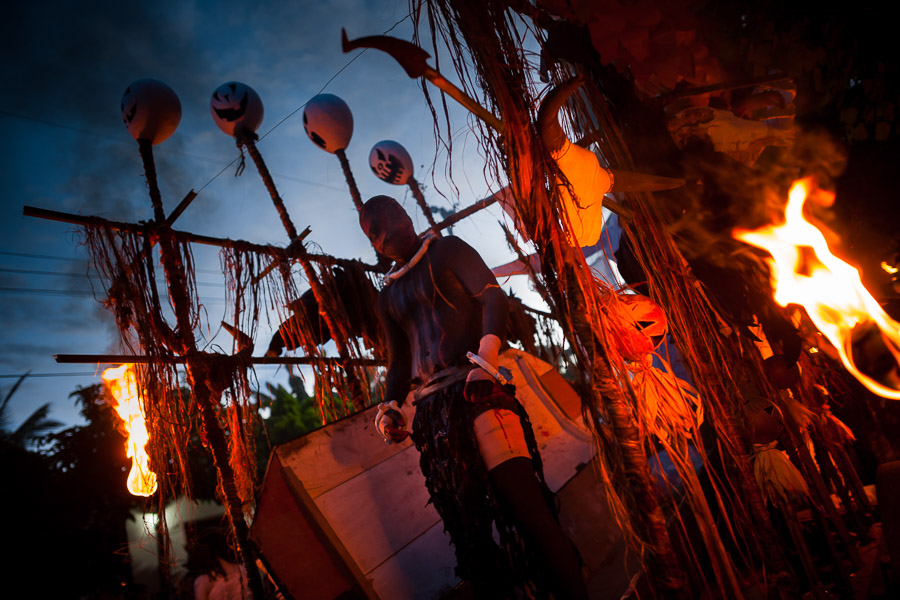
[1,1,539,430]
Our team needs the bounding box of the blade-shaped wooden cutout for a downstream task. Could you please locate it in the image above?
[342,29,430,78]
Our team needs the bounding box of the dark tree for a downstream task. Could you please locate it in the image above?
[3,384,139,598]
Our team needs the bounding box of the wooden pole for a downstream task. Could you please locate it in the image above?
[407,176,438,229]
[334,148,364,212]
[135,138,267,600]
[23,205,379,271]
[236,130,299,240]
[235,130,365,410]
[55,353,383,366]
[430,195,497,232]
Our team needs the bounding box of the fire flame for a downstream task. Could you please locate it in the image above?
[734,178,900,399]
[101,364,158,496]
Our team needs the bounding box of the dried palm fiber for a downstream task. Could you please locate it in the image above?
[628,358,703,444]
[777,374,866,568]
[414,1,687,594]
[618,317,743,597]
[810,396,874,517]
[766,386,865,574]
[80,138,265,598]
[233,127,372,416]
[226,400,256,514]
[752,442,811,506]
[602,286,748,597]
[219,245,376,424]
[781,391,819,468]
[819,402,856,445]
[521,17,809,592]
[517,11,771,597]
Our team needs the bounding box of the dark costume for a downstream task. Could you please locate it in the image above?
[410,374,554,596]
[362,196,587,599]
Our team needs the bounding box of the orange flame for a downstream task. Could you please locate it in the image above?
[734,178,900,399]
[101,364,158,496]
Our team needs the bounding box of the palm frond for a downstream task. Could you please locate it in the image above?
[0,372,31,434]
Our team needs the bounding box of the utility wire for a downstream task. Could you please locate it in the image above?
[7,13,413,222]
[0,286,226,302]
[0,267,223,288]
[0,251,223,275]
[0,365,290,379]
[195,12,410,194]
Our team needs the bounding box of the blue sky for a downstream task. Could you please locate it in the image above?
[1,0,537,430]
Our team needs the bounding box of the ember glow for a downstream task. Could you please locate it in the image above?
[101,364,158,496]
[734,178,900,399]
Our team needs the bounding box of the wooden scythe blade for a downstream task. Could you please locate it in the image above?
[341,28,430,78]
[341,29,504,133]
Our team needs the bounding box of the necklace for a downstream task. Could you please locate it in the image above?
[384,232,437,285]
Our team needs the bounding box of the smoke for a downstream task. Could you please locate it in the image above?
[668,129,848,268]
[1,2,218,222]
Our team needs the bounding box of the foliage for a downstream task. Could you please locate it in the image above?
[256,375,322,448]
[3,384,138,597]
[0,372,63,446]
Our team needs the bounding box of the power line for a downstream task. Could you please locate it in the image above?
[0,372,99,378]
[0,286,95,297]
[0,286,226,302]
[0,250,87,263]
[0,364,298,379]
[7,13,413,231]
[0,251,223,276]
[0,267,224,288]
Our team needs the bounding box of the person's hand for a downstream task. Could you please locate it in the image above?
[374,400,409,444]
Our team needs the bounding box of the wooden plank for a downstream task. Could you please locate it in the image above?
[556,457,624,573]
[367,521,458,600]
[277,400,416,499]
[314,444,443,574]
[505,349,591,440]
[269,348,600,599]
[279,464,380,599]
[540,430,596,492]
[250,454,356,600]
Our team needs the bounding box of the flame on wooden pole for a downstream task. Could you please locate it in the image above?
[734,178,900,399]
[102,364,158,497]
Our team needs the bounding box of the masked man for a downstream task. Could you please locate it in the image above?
[361,196,587,599]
